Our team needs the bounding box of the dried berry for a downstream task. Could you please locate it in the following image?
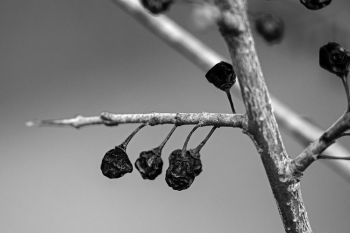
[100,124,145,179]
[319,42,350,78]
[300,0,331,10]
[165,149,200,191]
[255,14,284,44]
[141,0,174,14]
[101,146,133,178]
[188,126,217,176]
[205,61,237,113]
[165,126,216,191]
[135,148,163,180]
[205,61,236,91]
[135,126,177,180]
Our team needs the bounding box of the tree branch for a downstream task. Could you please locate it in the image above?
[27,112,247,129]
[214,1,311,233]
[290,112,350,175]
[109,0,350,183]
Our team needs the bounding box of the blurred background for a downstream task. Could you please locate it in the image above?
[0,0,349,232]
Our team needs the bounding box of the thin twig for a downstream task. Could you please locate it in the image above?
[27,112,247,129]
[291,112,350,175]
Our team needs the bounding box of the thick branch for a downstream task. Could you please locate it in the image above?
[215,1,311,233]
[109,0,350,182]
[27,112,247,129]
[291,112,350,175]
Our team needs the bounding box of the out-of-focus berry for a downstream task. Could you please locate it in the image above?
[255,14,284,44]
[140,0,173,14]
[300,0,331,10]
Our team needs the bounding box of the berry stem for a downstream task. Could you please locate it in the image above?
[181,125,200,156]
[119,123,146,150]
[157,125,177,152]
[317,154,350,160]
[225,89,236,114]
[192,126,217,154]
[340,75,350,112]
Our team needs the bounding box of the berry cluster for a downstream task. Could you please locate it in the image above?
[100,123,217,191]
[100,62,236,190]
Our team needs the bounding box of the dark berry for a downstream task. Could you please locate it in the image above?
[101,146,133,179]
[205,61,237,113]
[188,149,203,176]
[319,42,350,78]
[140,0,173,14]
[100,124,145,179]
[135,148,163,180]
[135,126,176,180]
[300,0,331,10]
[205,61,236,91]
[165,149,201,191]
[255,14,284,44]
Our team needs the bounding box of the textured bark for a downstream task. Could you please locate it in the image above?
[215,1,312,232]
[28,112,247,129]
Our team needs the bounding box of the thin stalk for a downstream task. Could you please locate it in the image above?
[182,125,200,156]
[225,90,236,114]
[192,126,217,154]
[156,125,177,152]
[340,75,350,112]
[119,123,146,150]
[318,154,350,160]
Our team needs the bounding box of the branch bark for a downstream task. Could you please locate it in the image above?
[214,1,311,232]
[291,111,350,175]
[27,112,247,129]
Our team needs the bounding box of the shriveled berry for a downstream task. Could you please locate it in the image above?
[300,0,331,10]
[319,42,350,78]
[255,14,284,44]
[141,0,173,14]
[101,146,133,179]
[135,148,163,180]
[205,61,236,91]
[165,149,201,191]
[188,149,203,176]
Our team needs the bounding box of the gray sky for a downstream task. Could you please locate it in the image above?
[0,1,349,233]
